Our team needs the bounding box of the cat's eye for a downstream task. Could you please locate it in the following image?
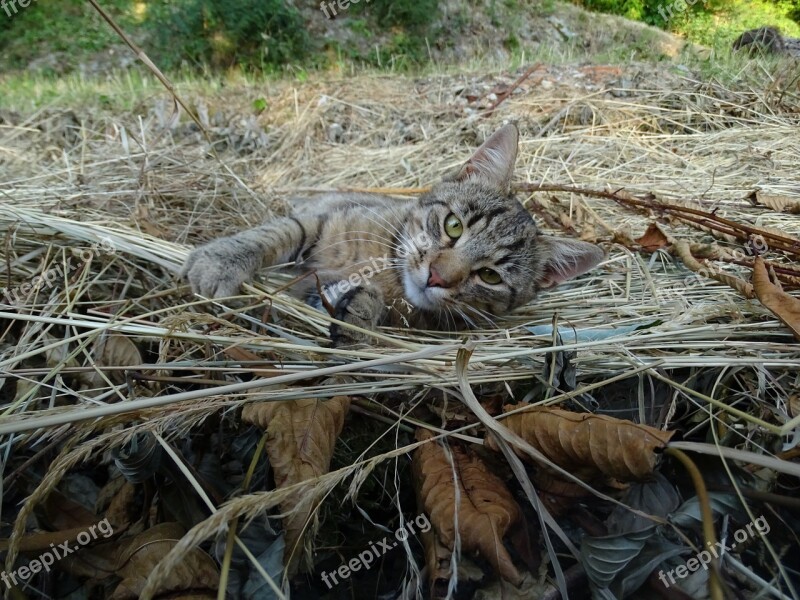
[477,268,502,285]
[444,213,463,239]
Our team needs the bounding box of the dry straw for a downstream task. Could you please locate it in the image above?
[1,46,800,597]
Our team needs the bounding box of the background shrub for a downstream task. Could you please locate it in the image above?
[145,0,310,70]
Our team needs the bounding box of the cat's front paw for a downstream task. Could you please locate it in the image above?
[330,286,384,347]
[181,239,258,299]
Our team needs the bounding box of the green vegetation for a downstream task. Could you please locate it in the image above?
[144,0,309,71]
[574,0,800,45]
[0,0,135,72]
[0,0,442,74]
[1,0,799,78]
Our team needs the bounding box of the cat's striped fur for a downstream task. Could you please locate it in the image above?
[182,125,604,345]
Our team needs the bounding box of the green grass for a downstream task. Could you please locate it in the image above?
[668,0,800,48]
[0,0,798,102]
[0,0,139,72]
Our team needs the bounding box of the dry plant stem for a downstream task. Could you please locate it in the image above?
[672,240,755,298]
[517,183,800,256]
[665,447,724,600]
[152,435,285,600]
[85,0,257,200]
[704,485,800,512]
[481,63,543,118]
[217,433,269,600]
[0,344,455,435]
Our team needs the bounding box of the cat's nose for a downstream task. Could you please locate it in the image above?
[427,266,449,288]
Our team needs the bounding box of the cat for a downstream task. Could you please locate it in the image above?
[181,124,604,345]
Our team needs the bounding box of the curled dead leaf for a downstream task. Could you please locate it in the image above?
[110,522,218,600]
[487,407,674,482]
[753,256,800,340]
[534,472,590,516]
[413,429,523,585]
[85,333,143,388]
[672,240,754,298]
[635,223,669,252]
[241,395,350,574]
[752,191,800,214]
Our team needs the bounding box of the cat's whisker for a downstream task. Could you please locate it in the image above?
[455,300,498,328]
[350,201,407,240]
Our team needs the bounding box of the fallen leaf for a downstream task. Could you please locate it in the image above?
[672,240,754,298]
[534,472,589,516]
[753,256,800,340]
[486,407,674,482]
[241,395,350,574]
[110,522,218,599]
[753,191,800,214]
[635,223,669,252]
[413,429,523,585]
[91,333,143,385]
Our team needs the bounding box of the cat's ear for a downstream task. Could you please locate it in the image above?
[536,237,604,288]
[447,124,519,192]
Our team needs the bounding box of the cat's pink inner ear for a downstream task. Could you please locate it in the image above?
[452,124,519,191]
[537,237,604,288]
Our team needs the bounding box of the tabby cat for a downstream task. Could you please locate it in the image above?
[182,124,604,345]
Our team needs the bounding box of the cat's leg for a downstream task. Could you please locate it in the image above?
[182,217,311,298]
[329,285,386,347]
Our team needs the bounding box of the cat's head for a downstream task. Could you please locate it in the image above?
[400,123,603,320]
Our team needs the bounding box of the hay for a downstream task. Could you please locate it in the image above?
[1,59,799,595]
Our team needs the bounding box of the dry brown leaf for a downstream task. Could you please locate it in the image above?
[413,429,523,585]
[241,395,350,574]
[754,191,800,214]
[103,481,138,533]
[486,407,674,482]
[672,240,755,298]
[635,222,669,252]
[110,522,218,600]
[44,335,80,370]
[42,490,98,531]
[535,472,590,516]
[419,518,454,598]
[753,256,800,340]
[789,394,800,419]
[92,333,143,385]
[420,518,486,600]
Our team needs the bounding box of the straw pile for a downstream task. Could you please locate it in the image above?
[1,57,799,596]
